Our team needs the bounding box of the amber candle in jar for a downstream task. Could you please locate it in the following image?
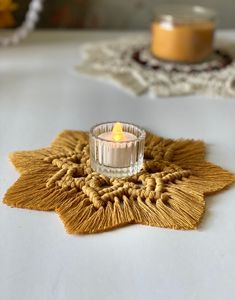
[151,5,216,63]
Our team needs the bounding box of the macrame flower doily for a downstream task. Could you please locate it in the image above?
[3,130,235,234]
[77,35,235,97]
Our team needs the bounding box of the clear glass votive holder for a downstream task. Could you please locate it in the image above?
[89,122,146,178]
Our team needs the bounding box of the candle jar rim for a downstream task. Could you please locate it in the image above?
[90,121,146,144]
[154,4,216,24]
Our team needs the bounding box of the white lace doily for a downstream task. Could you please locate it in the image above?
[77,34,235,97]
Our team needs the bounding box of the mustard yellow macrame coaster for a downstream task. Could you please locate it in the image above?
[3,130,235,234]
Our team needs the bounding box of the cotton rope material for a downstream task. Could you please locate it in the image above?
[3,130,235,234]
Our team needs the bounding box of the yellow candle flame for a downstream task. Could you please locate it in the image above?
[112,122,125,141]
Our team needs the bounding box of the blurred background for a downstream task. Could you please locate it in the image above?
[10,0,235,29]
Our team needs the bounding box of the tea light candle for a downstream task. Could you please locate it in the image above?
[98,123,137,168]
[89,122,146,177]
[151,5,216,63]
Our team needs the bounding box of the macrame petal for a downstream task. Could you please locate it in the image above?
[3,165,78,210]
[182,161,235,194]
[129,186,204,230]
[57,195,135,234]
[9,148,61,174]
[169,139,205,162]
[51,130,88,151]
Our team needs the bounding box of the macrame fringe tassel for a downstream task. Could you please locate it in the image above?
[57,195,136,234]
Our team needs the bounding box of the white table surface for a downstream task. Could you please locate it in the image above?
[0,30,235,300]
